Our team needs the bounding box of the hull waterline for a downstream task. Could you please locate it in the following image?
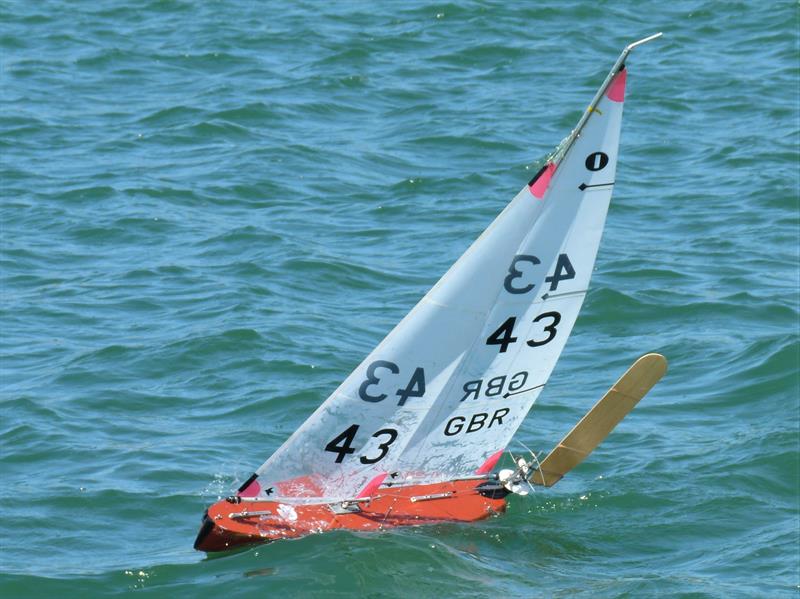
[195,479,508,552]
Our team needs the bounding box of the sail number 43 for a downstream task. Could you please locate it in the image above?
[325,424,398,464]
[486,312,561,353]
[504,253,575,295]
[359,360,425,406]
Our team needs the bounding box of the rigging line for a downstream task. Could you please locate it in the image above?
[528,446,545,487]
[517,439,536,459]
[516,439,541,494]
[507,449,518,469]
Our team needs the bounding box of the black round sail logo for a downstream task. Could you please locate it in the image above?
[585,152,609,171]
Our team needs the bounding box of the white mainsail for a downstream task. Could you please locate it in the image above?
[241,49,637,502]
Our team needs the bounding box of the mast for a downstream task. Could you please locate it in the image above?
[551,32,662,165]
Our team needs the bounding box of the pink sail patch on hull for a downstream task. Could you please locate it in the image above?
[607,68,627,102]
[357,472,388,498]
[475,449,505,474]
[238,479,261,498]
[528,162,557,199]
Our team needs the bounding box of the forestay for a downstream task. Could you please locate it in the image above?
[240,57,631,503]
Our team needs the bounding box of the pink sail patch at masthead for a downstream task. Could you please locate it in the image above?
[607,67,627,102]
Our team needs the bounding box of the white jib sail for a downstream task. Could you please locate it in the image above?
[241,53,632,503]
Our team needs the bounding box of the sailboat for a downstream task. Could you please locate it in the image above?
[195,34,666,553]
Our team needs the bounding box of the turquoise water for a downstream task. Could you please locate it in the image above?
[1,1,798,596]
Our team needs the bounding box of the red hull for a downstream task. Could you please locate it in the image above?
[195,479,507,552]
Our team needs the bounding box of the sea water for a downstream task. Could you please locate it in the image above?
[1,1,798,596]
